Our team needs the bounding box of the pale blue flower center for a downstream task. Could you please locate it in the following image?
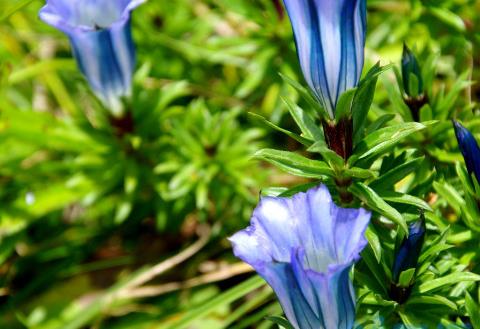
[304,248,336,273]
[58,0,132,29]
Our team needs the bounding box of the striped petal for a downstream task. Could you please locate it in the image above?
[283,0,366,119]
[39,0,145,116]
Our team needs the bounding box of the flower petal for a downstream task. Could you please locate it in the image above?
[230,184,370,329]
[282,0,366,118]
[39,0,145,31]
[453,120,480,184]
[39,0,144,116]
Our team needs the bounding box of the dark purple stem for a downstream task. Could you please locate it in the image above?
[272,0,284,20]
[110,111,135,138]
[322,117,353,161]
[404,94,428,122]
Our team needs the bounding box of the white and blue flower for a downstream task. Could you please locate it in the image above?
[39,0,145,117]
[282,0,366,119]
[230,185,370,329]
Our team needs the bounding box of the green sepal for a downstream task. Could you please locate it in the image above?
[408,73,420,98]
[417,226,451,275]
[278,182,320,198]
[334,88,356,121]
[307,140,344,169]
[398,268,416,288]
[419,104,433,122]
[260,187,289,197]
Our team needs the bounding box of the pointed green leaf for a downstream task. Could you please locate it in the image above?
[365,114,395,135]
[433,181,465,215]
[343,167,377,179]
[350,122,428,166]
[377,191,432,211]
[365,225,382,263]
[428,6,466,32]
[407,295,457,311]
[361,244,389,295]
[350,182,408,234]
[456,162,476,196]
[265,316,295,329]
[280,73,330,119]
[418,272,480,294]
[398,268,416,288]
[282,97,324,141]
[249,112,312,146]
[465,293,480,329]
[254,149,334,178]
[353,63,393,143]
[370,157,424,190]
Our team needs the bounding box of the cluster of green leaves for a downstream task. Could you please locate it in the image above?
[256,64,430,234]
[244,0,480,328]
[1,0,480,328]
[0,1,274,328]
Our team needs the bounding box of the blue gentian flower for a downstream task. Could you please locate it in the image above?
[282,0,367,119]
[230,185,371,329]
[392,218,426,283]
[453,120,480,184]
[39,0,145,117]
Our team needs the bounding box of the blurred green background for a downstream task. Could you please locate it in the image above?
[0,0,478,328]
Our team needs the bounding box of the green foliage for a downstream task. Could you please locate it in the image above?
[0,0,480,328]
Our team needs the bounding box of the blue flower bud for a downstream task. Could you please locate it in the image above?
[392,218,426,283]
[453,120,480,184]
[282,0,366,119]
[401,44,423,98]
[39,0,145,117]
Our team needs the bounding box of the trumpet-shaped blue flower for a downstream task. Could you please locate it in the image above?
[39,0,145,117]
[282,0,367,119]
[392,218,426,283]
[230,185,370,329]
[453,120,480,184]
